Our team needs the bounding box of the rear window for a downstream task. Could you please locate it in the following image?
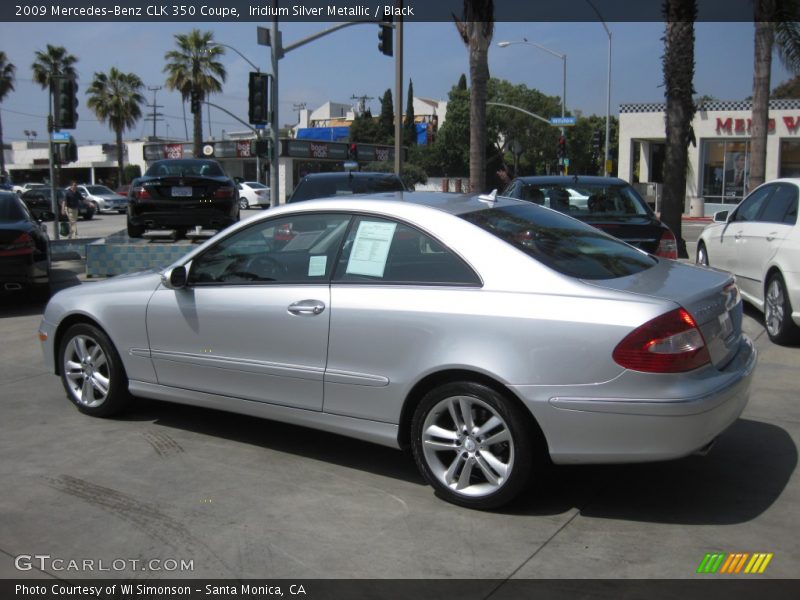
[460,204,656,280]
[508,182,650,218]
[146,160,225,178]
[0,194,28,223]
[290,174,405,202]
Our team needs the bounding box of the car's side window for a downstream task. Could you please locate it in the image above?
[758,184,798,225]
[332,216,481,286]
[732,185,774,222]
[188,213,351,285]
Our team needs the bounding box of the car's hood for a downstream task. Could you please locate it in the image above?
[584,259,743,369]
[44,270,163,318]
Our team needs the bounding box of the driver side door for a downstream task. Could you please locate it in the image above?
[146,212,351,411]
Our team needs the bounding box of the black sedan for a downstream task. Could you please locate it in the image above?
[127,159,240,238]
[21,188,96,221]
[0,191,51,296]
[501,176,678,259]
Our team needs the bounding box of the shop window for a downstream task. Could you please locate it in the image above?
[779,140,800,178]
[701,140,750,205]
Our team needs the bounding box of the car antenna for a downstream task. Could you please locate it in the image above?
[478,189,498,204]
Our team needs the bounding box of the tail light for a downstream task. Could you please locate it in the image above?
[131,186,151,201]
[274,223,296,242]
[0,232,35,257]
[613,308,711,373]
[214,186,235,199]
[655,229,678,259]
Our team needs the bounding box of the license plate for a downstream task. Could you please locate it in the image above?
[172,186,192,197]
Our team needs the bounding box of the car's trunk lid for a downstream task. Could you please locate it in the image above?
[580,215,666,254]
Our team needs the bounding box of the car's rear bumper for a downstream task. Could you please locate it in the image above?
[129,205,237,230]
[0,256,48,288]
[512,335,757,464]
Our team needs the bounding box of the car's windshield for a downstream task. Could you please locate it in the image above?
[290,174,405,202]
[461,203,656,280]
[85,185,115,195]
[146,160,224,178]
[506,182,650,219]
[0,194,28,223]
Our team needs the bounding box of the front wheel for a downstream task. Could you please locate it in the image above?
[765,273,800,345]
[411,382,534,509]
[58,323,132,417]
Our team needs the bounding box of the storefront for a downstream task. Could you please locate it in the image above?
[618,99,800,215]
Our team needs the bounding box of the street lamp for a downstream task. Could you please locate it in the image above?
[497,39,567,172]
[208,42,261,73]
[585,0,613,177]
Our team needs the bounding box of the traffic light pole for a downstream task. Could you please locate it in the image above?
[47,88,60,241]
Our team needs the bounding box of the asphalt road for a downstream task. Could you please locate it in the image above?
[0,216,798,582]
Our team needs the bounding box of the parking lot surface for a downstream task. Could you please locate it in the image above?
[0,216,798,582]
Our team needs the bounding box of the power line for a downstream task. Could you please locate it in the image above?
[144,86,164,138]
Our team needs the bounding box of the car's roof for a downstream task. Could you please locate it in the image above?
[513,175,630,186]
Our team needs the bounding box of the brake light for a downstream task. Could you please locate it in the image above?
[214,186,235,199]
[0,232,35,257]
[655,229,678,259]
[613,308,711,373]
[132,186,151,200]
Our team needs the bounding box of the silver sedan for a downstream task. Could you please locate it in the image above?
[38,192,756,509]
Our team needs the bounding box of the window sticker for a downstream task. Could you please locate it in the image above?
[346,221,397,278]
[308,255,327,277]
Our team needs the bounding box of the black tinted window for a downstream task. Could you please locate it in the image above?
[290,175,405,202]
[333,216,480,286]
[461,204,656,280]
[0,194,28,222]
[733,185,774,222]
[759,184,798,225]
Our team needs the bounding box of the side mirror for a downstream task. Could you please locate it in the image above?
[713,210,729,223]
[161,265,188,289]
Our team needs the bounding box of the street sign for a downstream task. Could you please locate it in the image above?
[549,116,577,126]
[51,132,70,142]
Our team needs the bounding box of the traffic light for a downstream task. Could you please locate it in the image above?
[190,88,201,114]
[53,77,78,130]
[248,72,270,125]
[557,136,566,159]
[250,138,270,158]
[592,130,602,152]
[378,16,393,56]
[348,143,358,161]
[67,136,78,162]
[55,136,79,165]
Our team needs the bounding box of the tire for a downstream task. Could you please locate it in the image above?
[696,242,709,266]
[58,323,131,417]
[764,273,800,345]
[127,219,145,238]
[410,381,534,509]
[239,197,249,210]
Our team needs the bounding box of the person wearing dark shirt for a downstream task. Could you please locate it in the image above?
[61,180,82,239]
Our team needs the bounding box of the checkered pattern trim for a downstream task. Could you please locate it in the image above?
[620,99,800,113]
[86,241,190,277]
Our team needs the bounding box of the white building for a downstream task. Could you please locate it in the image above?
[618,99,800,215]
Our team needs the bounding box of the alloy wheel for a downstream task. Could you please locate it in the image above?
[62,334,111,408]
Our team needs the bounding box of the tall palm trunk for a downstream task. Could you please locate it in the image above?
[115,127,124,187]
[0,113,5,176]
[662,0,697,259]
[193,106,203,157]
[750,2,776,191]
[468,41,489,192]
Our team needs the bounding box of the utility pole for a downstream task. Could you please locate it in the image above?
[144,86,164,138]
[350,94,374,116]
[394,5,403,175]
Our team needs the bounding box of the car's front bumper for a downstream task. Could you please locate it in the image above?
[512,335,757,464]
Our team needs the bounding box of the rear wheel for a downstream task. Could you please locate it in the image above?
[411,382,534,509]
[765,273,800,345]
[239,197,249,210]
[127,219,145,238]
[696,242,709,266]
[58,323,131,417]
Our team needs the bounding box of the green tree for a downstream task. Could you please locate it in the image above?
[404,79,416,147]
[163,29,226,156]
[86,67,145,188]
[750,2,800,190]
[771,74,800,98]
[31,44,78,91]
[430,76,471,177]
[377,88,394,144]
[0,52,16,177]
[661,0,697,259]
[349,109,378,144]
[455,0,495,192]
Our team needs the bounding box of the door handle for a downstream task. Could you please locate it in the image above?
[288,299,326,316]
[734,231,743,240]
[766,232,778,242]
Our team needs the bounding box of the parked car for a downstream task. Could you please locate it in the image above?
[288,172,407,203]
[127,159,239,238]
[13,182,46,196]
[502,176,678,259]
[697,178,800,344]
[20,188,96,221]
[73,184,127,213]
[39,192,756,509]
[115,184,131,197]
[0,191,51,296]
[237,181,270,209]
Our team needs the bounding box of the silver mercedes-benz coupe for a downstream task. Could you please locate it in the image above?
[39,192,756,509]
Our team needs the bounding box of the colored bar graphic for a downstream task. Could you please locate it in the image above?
[698,552,773,574]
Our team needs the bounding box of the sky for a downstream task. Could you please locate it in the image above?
[0,19,792,146]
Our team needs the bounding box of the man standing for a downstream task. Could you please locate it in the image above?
[61,180,82,239]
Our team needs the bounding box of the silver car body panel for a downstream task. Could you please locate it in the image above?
[40,194,756,465]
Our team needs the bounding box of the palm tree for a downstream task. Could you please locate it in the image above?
[749,1,800,191]
[0,52,16,178]
[661,0,697,259]
[86,68,145,188]
[31,44,78,91]
[455,0,494,193]
[163,29,226,156]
